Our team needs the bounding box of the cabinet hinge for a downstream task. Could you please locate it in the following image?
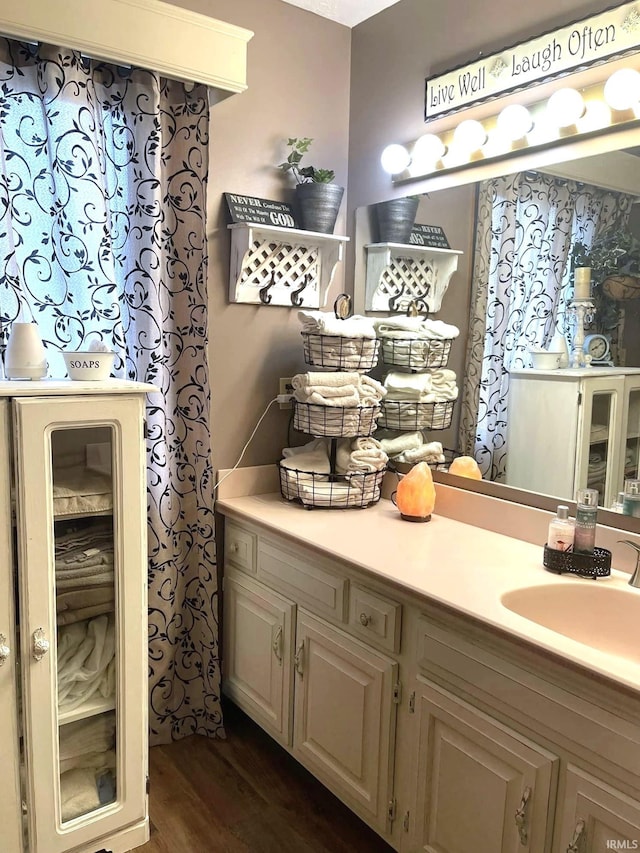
[392,681,402,704]
[143,419,148,439]
[146,776,150,795]
[387,798,397,824]
[577,391,582,406]
[409,690,416,713]
[403,810,410,832]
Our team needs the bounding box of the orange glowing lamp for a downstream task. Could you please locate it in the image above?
[449,456,482,480]
[394,461,436,522]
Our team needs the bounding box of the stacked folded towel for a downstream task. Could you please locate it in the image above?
[374,315,459,341]
[55,521,115,625]
[57,614,115,712]
[292,371,386,406]
[281,439,331,474]
[335,437,388,474]
[375,430,446,465]
[383,369,458,402]
[298,310,376,339]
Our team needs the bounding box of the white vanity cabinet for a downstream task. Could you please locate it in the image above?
[218,509,640,853]
[506,368,640,507]
[0,382,153,853]
[222,523,399,838]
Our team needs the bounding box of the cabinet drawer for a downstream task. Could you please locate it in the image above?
[257,540,346,621]
[225,522,256,574]
[348,584,401,653]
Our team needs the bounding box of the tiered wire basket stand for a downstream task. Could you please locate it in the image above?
[280,296,386,509]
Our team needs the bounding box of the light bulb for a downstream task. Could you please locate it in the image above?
[604,68,640,111]
[380,144,411,174]
[546,88,585,127]
[496,104,533,140]
[411,133,446,170]
[452,119,487,153]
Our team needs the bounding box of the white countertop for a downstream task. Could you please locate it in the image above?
[217,492,640,695]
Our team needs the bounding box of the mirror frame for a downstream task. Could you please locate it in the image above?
[355,121,640,530]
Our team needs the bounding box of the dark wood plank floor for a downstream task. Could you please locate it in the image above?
[139,700,395,853]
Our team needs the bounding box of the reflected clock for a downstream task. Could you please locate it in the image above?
[583,333,613,366]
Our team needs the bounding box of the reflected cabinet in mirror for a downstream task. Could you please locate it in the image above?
[354,139,640,525]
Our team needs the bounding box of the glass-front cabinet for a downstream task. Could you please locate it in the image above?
[0,383,151,853]
[506,368,640,508]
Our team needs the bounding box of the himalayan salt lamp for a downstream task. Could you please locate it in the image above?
[449,455,482,480]
[394,461,436,522]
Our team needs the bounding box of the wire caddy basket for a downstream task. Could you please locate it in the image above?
[293,401,381,438]
[380,337,452,370]
[278,462,386,510]
[378,399,454,431]
[543,545,611,578]
[301,294,380,372]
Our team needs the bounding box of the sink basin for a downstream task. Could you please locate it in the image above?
[501,583,640,663]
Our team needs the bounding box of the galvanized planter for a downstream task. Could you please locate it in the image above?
[295,183,344,234]
[375,196,419,244]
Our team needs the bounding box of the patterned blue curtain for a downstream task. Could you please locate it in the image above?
[0,39,222,743]
[458,171,633,482]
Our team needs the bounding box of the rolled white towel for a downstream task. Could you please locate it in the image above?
[376,431,424,456]
[335,437,387,474]
[430,368,458,401]
[298,310,377,339]
[359,374,387,404]
[398,441,445,464]
[292,371,361,391]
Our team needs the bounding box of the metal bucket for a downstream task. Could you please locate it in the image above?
[295,183,344,234]
[375,197,419,244]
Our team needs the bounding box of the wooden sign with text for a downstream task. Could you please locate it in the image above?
[409,224,450,249]
[224,193,297,228]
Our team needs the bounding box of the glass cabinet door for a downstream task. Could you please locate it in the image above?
[576,375,624,508]
[622,382,640,485]
[13,395,147,853]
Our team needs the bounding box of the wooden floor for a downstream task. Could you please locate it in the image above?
[139,700,395,853]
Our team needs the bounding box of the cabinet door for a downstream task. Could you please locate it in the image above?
[223,571,294,746]
[0,400,24,853]
[13,395,148,853]
[292,609,397,835]
[618,377,640,497]
[556,766,640,853]
[576,374,624,507]
[412,678,557,853]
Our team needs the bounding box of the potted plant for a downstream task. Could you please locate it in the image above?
[278,137,344,234]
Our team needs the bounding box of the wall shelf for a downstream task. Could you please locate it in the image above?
[364,242,462,313]
[228,223,349,308]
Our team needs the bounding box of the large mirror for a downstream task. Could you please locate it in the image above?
[354,139,640,526]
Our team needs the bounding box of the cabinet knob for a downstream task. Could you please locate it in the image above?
[32,628,50,662]
[514,786,531,845]
[359,612,371,627]
[229,542,239,554]
[0,632,10,666]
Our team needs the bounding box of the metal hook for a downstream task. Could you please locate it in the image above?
[290,274,309,307]
[259,270,276,304]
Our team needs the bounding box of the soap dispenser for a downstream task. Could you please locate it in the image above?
[547,505,574,552]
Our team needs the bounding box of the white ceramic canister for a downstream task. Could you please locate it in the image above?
[4,322,47,379]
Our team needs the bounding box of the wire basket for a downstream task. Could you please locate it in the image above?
[302,333,380,372]
[293,401,381,437]
[378,400,454,431]
[388,447,461,475]
[543,545,611,578]
[278,463,386,509]
[380,337,452,370]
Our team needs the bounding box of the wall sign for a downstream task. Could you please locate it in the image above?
[425,1,640,119]
[409,224,450,249]
[224,193,297,228]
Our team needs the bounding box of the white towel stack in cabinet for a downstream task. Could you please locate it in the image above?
[279,310,388,509]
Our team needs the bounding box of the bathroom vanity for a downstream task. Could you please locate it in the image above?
[217,489,640,853]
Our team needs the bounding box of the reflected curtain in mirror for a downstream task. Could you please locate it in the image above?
[0,39,221,743]
[458,171,634,481]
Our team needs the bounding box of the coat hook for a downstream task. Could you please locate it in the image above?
[291,274,309,307]
[259,270,276,304]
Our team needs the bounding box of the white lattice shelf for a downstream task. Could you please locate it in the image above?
[228,222,349,307]
[364,242,462,313]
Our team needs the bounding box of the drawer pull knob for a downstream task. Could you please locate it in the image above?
[272,625,283,663]
[567,819,585,853]
[32,628,49,661]
[359,612,371,627]
[0,632,10,666]
[229,543,239,554]
[514,786,531,845]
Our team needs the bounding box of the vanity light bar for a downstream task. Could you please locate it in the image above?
[381,65,640,180]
